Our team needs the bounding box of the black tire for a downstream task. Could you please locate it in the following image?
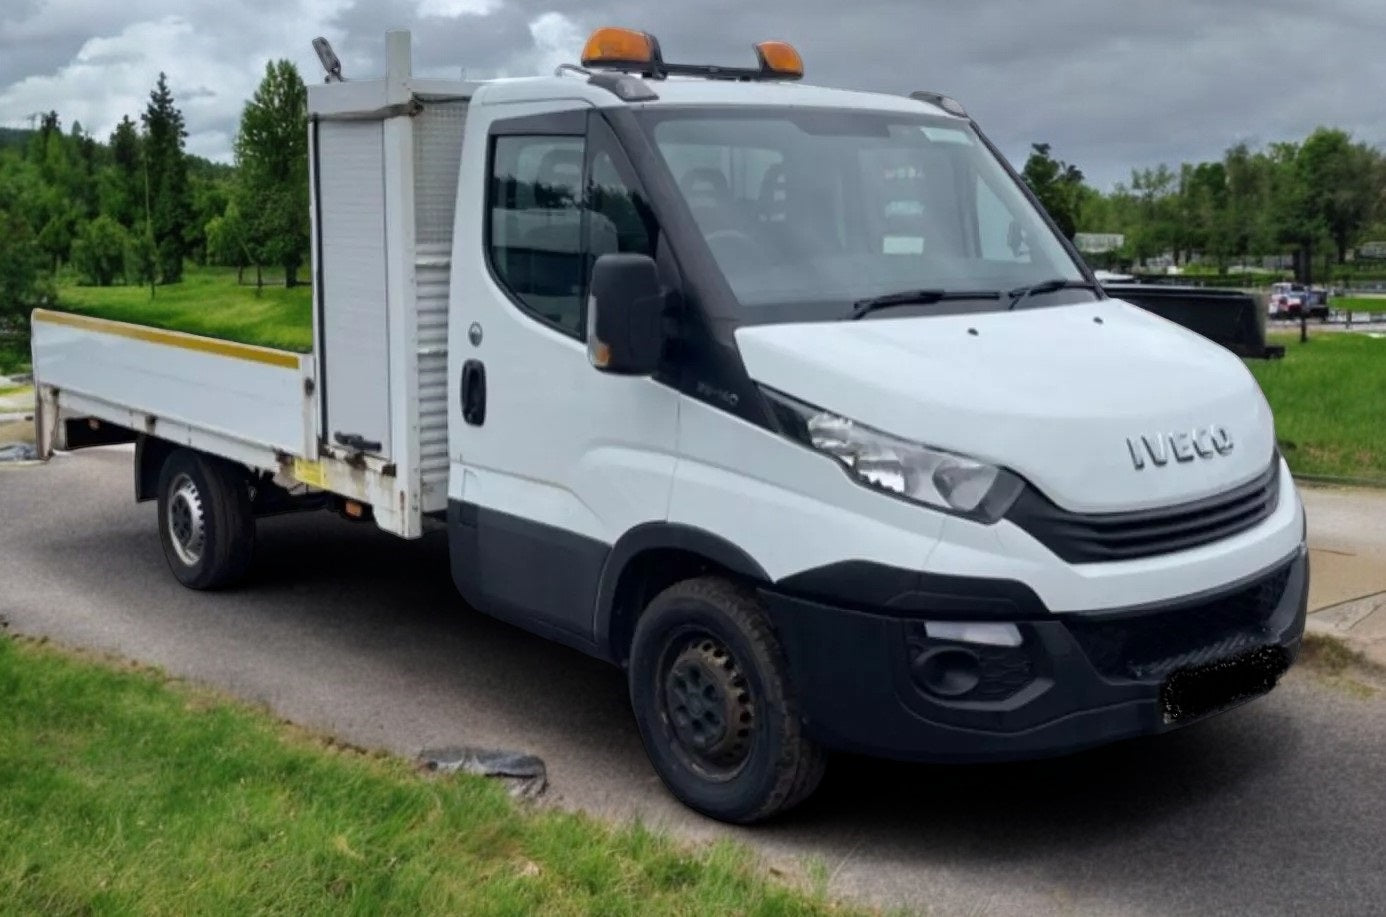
[628,577,825,823]
[156,449,255,590]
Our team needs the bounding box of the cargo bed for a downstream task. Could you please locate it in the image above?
[30,309,418,537]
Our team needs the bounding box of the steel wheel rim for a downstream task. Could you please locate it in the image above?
[657,628,756,781]
[166,473,206,567]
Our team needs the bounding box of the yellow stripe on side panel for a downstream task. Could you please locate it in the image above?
[31,309,303,370]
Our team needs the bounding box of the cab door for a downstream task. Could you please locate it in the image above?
[446,99,680,644]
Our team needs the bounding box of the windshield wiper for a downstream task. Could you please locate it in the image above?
[1006,278,1098,311]
[850,289,1001,320]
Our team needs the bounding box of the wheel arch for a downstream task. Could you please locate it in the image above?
[595,523,770,665]
[135,434,179,502]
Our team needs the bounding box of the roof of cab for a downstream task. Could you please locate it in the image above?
[472,73,958,119]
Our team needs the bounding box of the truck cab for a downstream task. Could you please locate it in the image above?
[30,28,1308,824]
[442,32,1306,821]
[1269,282,1308,319]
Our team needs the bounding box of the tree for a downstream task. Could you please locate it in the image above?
[0,209,51,327]
[205,200,252,282]
[125,230,158,288]
[233,61,309,286]
[141,73,192,283]
[1178,161,1229,267]
[1262,141,1319,282]
[36,207,77,271]
[70,216,131,286]
[27,111,61,166]
[1021,143,1086,239]
[1297,128,1380,264]
[1128,165,1179,265]
[99,115,144,229]
[1223,143,1272,265]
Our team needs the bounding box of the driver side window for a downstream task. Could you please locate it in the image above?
[487,118,661,340]
[489,135,587,335]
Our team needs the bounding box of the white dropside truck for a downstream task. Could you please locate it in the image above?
[30,29,1309,823]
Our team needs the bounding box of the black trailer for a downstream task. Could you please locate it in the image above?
[1103,283,1284,360]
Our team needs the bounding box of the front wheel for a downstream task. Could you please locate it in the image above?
[156,449,255,590]
[628,577,825,823]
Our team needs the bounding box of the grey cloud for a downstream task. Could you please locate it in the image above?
[322,0,1386,185]
[0,37,87,88]
[328,1,539,78]
[5,0,1386,187]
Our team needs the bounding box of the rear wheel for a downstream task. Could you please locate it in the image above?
[628,577,825,823]
[156,449,255,590]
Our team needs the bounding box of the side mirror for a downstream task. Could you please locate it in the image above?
[587,253,665,375]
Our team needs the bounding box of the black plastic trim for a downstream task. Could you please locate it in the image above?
[447,500,608,657]
[594,522,771,658]
[1006,456,1282,564]
[487,108,588,136]
[1078,545,1302,621]
[772,539,1303,624]
[773,560,1049,620]
[763,548,1308,761]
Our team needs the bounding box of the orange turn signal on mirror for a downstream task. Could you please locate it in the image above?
[581,27,657,69]
[754,40,804,79]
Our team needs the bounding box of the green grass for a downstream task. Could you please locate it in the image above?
[0,634,847,916]
[1329,297,1386,314]
[57,267,313,352]
[1249,332,1386,480]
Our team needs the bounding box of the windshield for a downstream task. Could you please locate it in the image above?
[637,106,1088,322]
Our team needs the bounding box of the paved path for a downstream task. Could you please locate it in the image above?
[1302,484,1386,666]
[3,449,1384,915]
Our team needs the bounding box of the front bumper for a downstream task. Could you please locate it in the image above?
[762,546,1308,762]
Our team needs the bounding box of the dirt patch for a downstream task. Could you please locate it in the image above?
[1298,632,1385,697]
[0,418,35,447]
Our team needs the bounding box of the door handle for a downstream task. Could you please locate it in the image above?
[461,360,486,426]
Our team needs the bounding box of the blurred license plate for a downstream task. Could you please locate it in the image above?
[1160,646,1290,725]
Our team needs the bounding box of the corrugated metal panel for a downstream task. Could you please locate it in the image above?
[318,120,392,459]
[413,100,467,511]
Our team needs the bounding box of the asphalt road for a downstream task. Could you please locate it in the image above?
[3,448,1385,915]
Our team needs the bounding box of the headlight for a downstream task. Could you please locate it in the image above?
[767,390,1023,523]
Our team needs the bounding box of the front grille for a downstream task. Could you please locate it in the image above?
[1006,457,1281,564]
[1065,561,1292,680]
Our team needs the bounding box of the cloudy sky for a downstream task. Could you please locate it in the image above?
[2,0,1384,188]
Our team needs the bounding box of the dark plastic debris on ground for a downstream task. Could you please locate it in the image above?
[417,746,548,799]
